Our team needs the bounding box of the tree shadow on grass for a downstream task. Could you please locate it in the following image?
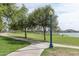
[13,36,48,42]
[12,36,48,45]
[0,36,30,45]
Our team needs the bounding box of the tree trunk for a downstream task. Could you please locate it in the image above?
[24,27,27,39]
[43,27,46,41]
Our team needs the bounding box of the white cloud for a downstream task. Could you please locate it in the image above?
[58,5,79,30]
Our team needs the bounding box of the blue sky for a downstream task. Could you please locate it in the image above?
[22,3,79,30]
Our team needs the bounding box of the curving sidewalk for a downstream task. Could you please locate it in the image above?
[0,33,79,56]
[0,33,49,56]
[7,42,49,56]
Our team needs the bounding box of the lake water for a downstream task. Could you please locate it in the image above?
[59,33,79,37]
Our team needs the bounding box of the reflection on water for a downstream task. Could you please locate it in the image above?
[59,33,79,37]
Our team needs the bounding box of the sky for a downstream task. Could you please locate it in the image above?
[22,3,79,31]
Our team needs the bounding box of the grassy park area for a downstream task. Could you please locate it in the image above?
[41,47,79,56]
[1,32,79,56]
[0,36,30,56]
[1,3,79,56]
[9,32,79,46]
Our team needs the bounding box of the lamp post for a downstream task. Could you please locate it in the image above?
[49,10,53,48]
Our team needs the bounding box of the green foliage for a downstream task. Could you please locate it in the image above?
[10,4,28,30]
[28,5,58,28]
[0,19,3,31]
[0,4,16,20]
[0,3,17,31]
[0,4,59,32]
[0,4,59,41]
[28,5,58,40]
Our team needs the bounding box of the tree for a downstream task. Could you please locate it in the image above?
[0,3,17,32]
[0,4,5,31]
[28,5,58,41]
[12,4,28,38]
[27,12,38,31]
[19,4,28,38]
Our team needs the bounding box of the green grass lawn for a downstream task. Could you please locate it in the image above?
[41,47,79,56]
[0,36,30,56]
[9,32,79,46]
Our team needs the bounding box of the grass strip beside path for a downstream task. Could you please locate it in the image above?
[0,36,30,56]
[9,32,79,46]
[41,47,79,56]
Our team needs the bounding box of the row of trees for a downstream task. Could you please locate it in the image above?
[0,4,59,41]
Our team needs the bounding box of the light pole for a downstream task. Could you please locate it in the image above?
[49,10,53,48]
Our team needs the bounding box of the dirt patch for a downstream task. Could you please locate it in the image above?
[42,47,79,56]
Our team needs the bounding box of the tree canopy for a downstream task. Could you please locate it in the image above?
[0,4,59,40]
[27,5,58,40]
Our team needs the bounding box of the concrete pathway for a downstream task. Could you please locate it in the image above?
[0,33,49,56]
[7,42,49,56]
[0,33,79,56]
